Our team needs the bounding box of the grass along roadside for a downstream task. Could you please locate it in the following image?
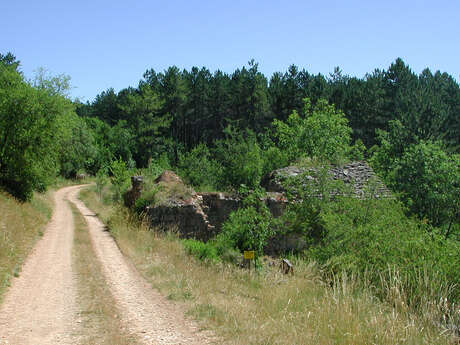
[0,190,53,302]
[70,201,140,345]
[79,185,458,345]
[0,181,92,302]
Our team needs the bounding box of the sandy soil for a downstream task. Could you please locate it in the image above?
[0,185,214,345]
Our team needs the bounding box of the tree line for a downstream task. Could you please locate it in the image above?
[1,52,459,235]
[75,57,459,235]
[77,58,460,168]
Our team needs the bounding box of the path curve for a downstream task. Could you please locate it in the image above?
[0,185,215,345]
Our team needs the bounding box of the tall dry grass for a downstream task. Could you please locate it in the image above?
[70,203,139,345]
[80,186,459,345]
[0,190,53,301]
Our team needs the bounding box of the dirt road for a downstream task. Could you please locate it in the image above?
[0,185,213,345]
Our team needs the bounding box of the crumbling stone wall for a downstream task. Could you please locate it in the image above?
[146,202,215,241]
[200,192,240,233]
[128,163,390,245]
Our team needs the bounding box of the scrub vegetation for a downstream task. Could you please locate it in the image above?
[1,50,459,343]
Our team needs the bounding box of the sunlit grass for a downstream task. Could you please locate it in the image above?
[0,190,53,301]
[70,202,139,345]
[80,185,458,345]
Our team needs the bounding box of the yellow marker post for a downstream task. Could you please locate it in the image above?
[243,251,255,260]
[243,251,255,271]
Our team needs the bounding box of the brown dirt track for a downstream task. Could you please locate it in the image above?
[0,185,213,345]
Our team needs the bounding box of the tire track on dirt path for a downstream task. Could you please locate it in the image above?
[69,186,215,345]
[0,185,82,345]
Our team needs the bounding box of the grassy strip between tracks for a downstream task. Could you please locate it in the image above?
[70,202,140,345]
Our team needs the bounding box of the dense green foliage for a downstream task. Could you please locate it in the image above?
[1,51,459,320]
[272,99,352,163]
[182,239,219,262]
[77,58,460,157]
[0,60,77,199]
[177,143,221,190]
[277,172,460,305]
[215,188,274,258]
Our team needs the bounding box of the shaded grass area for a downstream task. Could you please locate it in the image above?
[79,185,458,345]
[0,190,53,301]
[70,202,139,345]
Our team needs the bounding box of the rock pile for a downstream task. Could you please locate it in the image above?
[144,171,216,241]
[262,161,391,198]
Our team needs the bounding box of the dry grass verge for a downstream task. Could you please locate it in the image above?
[0,190,53,301]
[80,186,458,345]
[70,202,140,345]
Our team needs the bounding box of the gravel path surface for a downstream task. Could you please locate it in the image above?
[0,185,214,345]
[0,186,79,345]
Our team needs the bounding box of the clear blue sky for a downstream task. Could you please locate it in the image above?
[1,0,459,102]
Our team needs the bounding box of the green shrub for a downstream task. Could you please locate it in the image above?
[134,186,159,214]
[272,98,353,164]
[109,158,132,202]
[307,196,460,305]
[261,146,289,176]
[95,167,109,200]
[145,153,170,180]
[214,127,264,190]
[392,141,460,228]
[216,189,273,257]
[182,239,220,262]
[0,63,69,200]
[177,144,222,190]
[349,139,366,161]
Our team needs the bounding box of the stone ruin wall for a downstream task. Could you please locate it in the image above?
[126,162,390,247]
[144,191,287,242]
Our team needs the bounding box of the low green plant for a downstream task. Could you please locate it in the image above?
[272,98,353,165]
[109,158,131,202]
[215,188,273,257]
[308,196,460,306]
[349,138,366,161]
[134,186,159,214]
[145,153,171,180]
[181,239,220,262]
[95,167,109,200]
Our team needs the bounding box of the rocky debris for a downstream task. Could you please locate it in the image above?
[123,176,144,208]
[329,162,391,197]
[146,203,215,241]
[261,166,306,193]
[265,192,288,217]
[144,171,216,241]
[137,172,288,240]
[155,170,184,184]
[262,161,391,198]
[280,258,294,275]
[200,192,240,233]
